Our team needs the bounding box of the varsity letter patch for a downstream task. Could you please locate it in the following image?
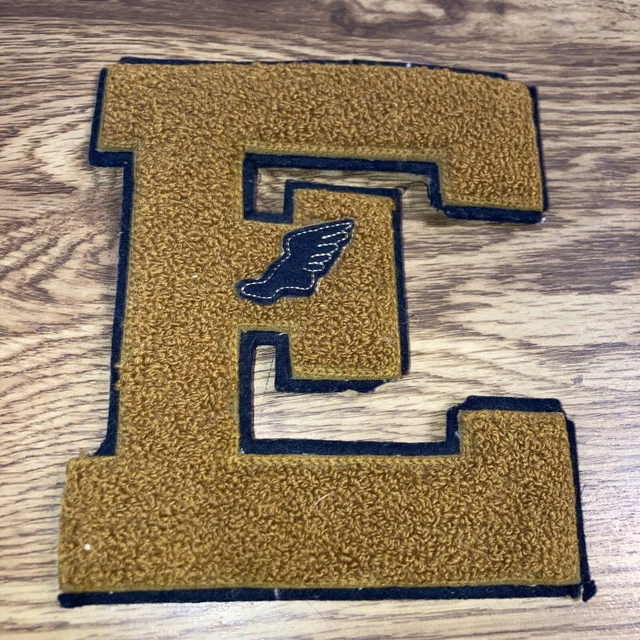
[58,59,594,606]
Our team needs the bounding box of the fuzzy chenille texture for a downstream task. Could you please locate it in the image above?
[59,62,579,598]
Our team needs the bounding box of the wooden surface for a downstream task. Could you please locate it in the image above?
[1,1,639,637]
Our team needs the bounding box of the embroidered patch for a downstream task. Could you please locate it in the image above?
[237,218,355,304]
[58,59,594,606]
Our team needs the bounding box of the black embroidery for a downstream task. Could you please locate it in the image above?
[236,219,354,304]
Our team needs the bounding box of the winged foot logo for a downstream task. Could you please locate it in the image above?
[236,218,355,304]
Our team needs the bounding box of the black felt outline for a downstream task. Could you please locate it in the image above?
[90,68,132,456]
[118,56,508,80]
[70,59,596,606]
[243,153,544,224]
[58,584,581,608]
[60,395,594,606]
[238,329,451,456]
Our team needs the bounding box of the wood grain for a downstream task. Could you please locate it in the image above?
[1,1,639,637]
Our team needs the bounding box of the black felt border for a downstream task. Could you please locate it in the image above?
[59,584,581,608]
[90,68,131,456]
[71,59,595,606]
[243,153,544,223]
[118,56,508,79]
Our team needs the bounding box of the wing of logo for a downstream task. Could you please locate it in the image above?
[236,219,355,304]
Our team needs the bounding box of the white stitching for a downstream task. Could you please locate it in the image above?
[237,219,354,301]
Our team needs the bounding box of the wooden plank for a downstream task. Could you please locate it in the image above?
[1,2,639,637]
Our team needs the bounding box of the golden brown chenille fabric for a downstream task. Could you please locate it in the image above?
[58,61,585,602]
